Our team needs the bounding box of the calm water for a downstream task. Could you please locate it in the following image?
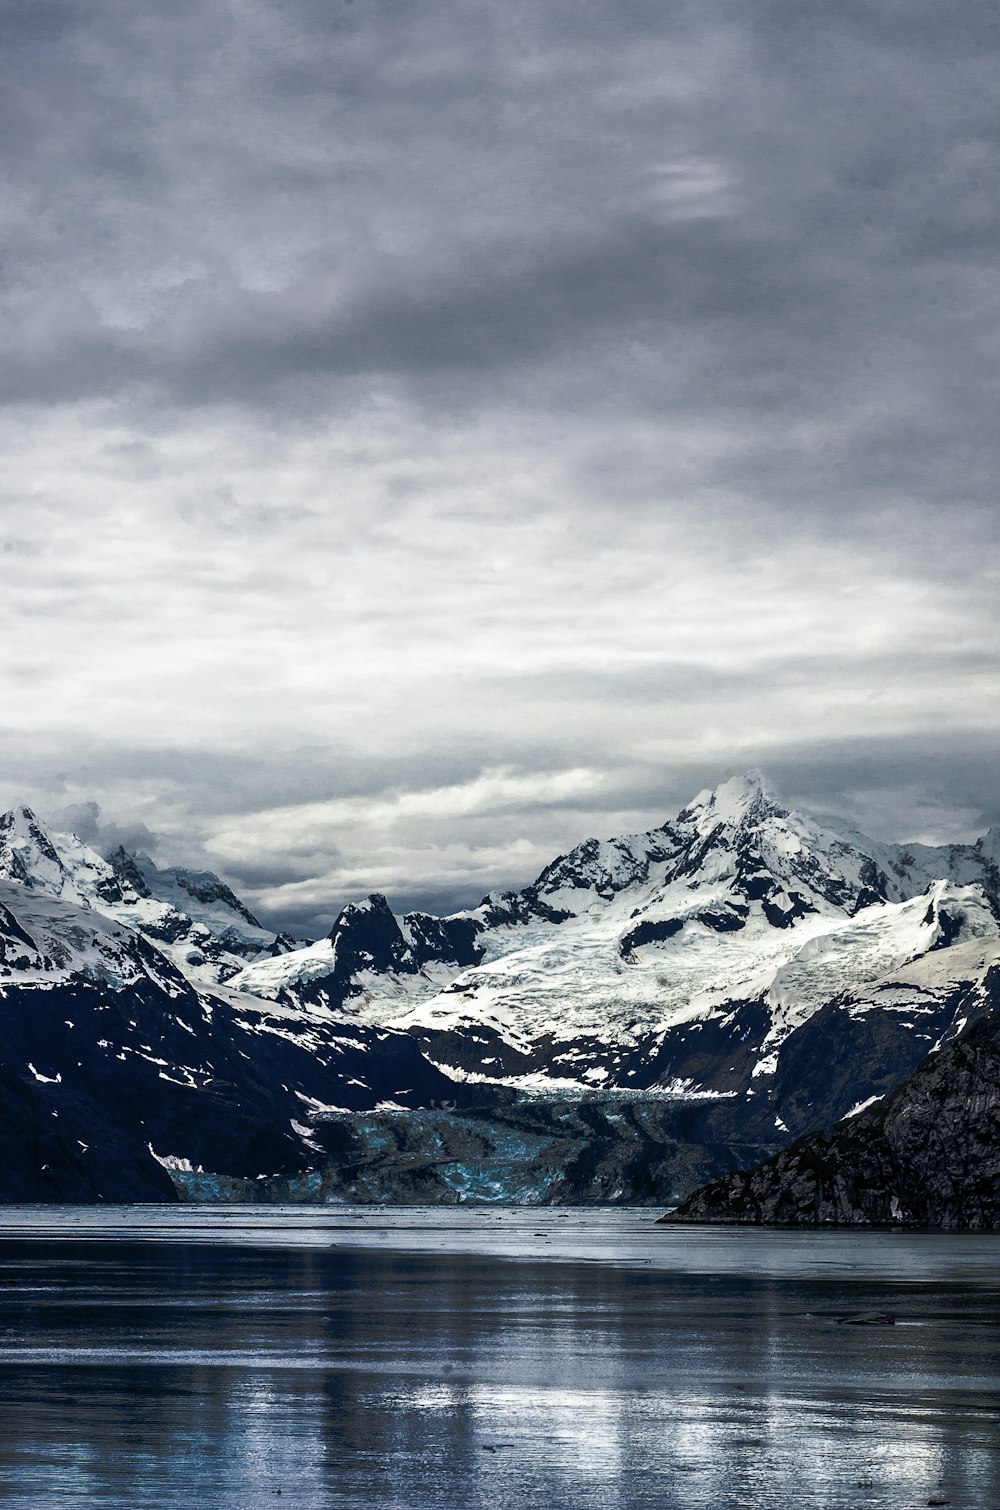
[0,1208,997,1507]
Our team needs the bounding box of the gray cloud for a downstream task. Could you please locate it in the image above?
[1,0,998,935]
[47,799,159,858]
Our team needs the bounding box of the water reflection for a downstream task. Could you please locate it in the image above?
[0,1212,996,1506]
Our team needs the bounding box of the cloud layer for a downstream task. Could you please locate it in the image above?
[2,0,998,933]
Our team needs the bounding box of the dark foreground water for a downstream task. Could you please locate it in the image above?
[0,1209,998,1507]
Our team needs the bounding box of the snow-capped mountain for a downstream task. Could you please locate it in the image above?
[231,774,1000,1115]
[1,773,998,1205]
[0,876,483,1201]
[0,806,290,984]
[0,879,192,996]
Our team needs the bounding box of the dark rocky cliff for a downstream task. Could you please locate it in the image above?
[662,974,1000,1228]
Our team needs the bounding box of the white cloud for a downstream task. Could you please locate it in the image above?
[208,767,602,863]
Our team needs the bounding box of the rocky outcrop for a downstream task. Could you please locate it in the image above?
[662,981,1000,1228]
[265,894,489,1012]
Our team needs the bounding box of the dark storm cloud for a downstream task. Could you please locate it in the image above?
[3,0,998,431]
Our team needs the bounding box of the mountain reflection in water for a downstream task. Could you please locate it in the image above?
[0,1207,997,1508]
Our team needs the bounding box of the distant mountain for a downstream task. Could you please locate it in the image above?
[662,975,1000,1228]
[1,774,998,1205]
[231,774,1000,1134]
[0,806,291,984]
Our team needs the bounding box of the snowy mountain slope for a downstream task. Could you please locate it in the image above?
[0,806,285,985]
[815,814,1000,903]
[120,849,295,955]
[231,774,1000,1099]
[762,880,998,1043]
[764,929,1000,1139]
[392,880,1000,1090]
[0,880,487,1201]
[0,806,125,910]
[0,879,193,996]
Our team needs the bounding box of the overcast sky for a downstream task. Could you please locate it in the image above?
[2,0,999,935]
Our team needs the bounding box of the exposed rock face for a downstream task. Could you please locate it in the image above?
[327,896,486,981]
[159,867,263,927]
[663,977,1000,1228]
[106,846,154,899]
[253,893,489,1013]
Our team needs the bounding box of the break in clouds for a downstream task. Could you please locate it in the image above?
[1,0,999,936]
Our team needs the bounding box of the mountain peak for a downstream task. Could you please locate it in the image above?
[1,804,53,842]
[327,892,417,981]
[106,845,154,899]
[0,804,69,888]
[0,807,280,983]
[679,771,780,829]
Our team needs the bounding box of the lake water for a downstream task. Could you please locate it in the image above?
[0,1206,998,1507]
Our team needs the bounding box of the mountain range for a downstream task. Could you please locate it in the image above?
[0,774,997,1205]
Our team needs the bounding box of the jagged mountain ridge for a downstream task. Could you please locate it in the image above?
[0,806,292,985]
[231,775,1000,1116]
